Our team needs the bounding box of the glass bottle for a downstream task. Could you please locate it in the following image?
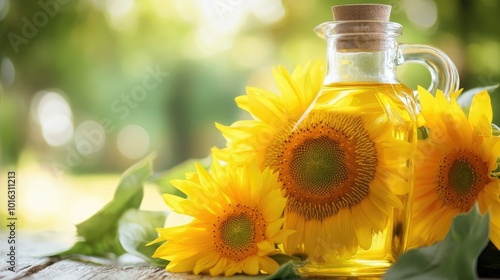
[282,4,459,277]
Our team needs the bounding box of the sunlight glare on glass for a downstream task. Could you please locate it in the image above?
[404,0,438,29]
[32,90,74,147]
[117,124,150,159]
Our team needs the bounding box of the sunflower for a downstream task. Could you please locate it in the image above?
[217,61,414,260]
[270,109,411,260]
[409,87,500,248]
[148,153,290,276]
[215,61,327,166]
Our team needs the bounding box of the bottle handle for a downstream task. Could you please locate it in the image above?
[397,44,460,97]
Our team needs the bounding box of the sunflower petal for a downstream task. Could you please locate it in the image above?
[469,90,492,126]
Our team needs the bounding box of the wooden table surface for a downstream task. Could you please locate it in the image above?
[0,231,345,280]
[0,231,271,280]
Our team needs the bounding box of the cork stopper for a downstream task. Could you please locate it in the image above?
[323,4,396,51]
[332,4,391,21]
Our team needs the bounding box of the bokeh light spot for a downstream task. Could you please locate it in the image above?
[117,124,150,159]
[0,57,15,87]
[0,0,9,21]
[32,90,74,147]
[231,36,273,68]
[404,0,438,29]
[41,114,74,147]
[74,120,106,156]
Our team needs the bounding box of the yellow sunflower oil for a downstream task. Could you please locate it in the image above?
[293,82,416,277]
[280,4,459,277]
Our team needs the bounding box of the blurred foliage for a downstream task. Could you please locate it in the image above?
[0,0,499,173]
[54,153,154,257]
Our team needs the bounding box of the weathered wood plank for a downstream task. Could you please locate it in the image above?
[0,231,336,279]
[1,255,262,280]
[11,258,267,280]
[20,259,179,280]
[0,255,56,280]
[0,231,267,279]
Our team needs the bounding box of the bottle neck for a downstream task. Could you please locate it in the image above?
[323,36,399,85]
[314,21,403,85]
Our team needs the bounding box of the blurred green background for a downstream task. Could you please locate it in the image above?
[0,0,499,230]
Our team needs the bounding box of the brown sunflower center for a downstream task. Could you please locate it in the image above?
[213,204,266,260]
[437,152,490,211]
[449,160,476,195]
[220,213,253,250]
[265,112,377,220]
[290,136,348,195]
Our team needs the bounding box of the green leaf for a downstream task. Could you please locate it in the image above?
[151,156,211,198]
[53,153,155,257]
[56,235,126,257]
[265,254,306,279]
[456,84,498,116]
[118,209,169,267]
[384,205,490,280]
[270,254,307,266]
[265,261,303,280]
[417,126,429,140]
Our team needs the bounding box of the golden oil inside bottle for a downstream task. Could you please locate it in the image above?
[283,82,417,277]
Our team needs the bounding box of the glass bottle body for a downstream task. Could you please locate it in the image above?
[294,82,416,276]
[282,22,418,277]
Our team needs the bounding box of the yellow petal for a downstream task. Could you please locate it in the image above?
[258,256,280,274]
[469,90,492,126]
[209,258,228,276]
[261,189,286,222]
[351,207,372,250]
[224,262,241,277]
[270,229,295,244]
[303,218,322,254]
[274,65,300,109]
[167,258,197,273]
[235,95,250,111]
[450,88,464,100]
[489,201,500,250]
[266,218,285,237]
[284,212,302,252]
[417,86,436,124]
[246,87,287,124]
[257,241,276,255]
[337,208,355,249]
[162,193,187,214]
[243,257,260,275]
[193,254,219,275]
